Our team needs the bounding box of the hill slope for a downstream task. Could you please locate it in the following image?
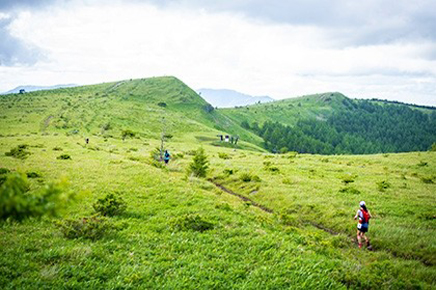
[0,77,435,288]
[0,76,263,150]
[220,93,436,154]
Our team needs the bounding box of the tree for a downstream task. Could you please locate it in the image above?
[187,148,209,178]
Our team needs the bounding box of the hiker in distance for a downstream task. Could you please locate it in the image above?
[164,150,171,165]
[354,201,372,249]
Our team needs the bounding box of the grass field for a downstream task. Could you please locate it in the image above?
[0,77,435,289]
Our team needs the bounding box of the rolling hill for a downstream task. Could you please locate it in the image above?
[0,76,435,289]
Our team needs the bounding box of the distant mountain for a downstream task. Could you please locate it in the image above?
[1,84,77,95]
[197,88,274,108]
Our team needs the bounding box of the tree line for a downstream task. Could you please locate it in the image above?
[242,99,436,154]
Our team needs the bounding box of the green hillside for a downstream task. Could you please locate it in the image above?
[0,77,435,289]
[0,76,263,150]
[220,93,436,154]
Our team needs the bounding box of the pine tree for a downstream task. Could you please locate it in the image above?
[188,148,209,178]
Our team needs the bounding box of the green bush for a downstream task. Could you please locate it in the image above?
[420,176,434,184]
[26,171,41,178]
[187,148,209,178]
[57,154,71,160]
[56,216,118,240]
[0,173,72,221]
[0,168,11,175]
[92,193,127,216]
[52,146,63,151]
[121,129,136,140]
[239,172,261,182]
[5,144,30,159]
[218,152,231,159]
[172,214,214,232]
[417,161,428,167]
[377,180,391,191]
[341,175,356,184]
[339,187,361,195]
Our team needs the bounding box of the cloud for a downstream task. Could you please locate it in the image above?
[0,15,45,66]
[0,0,435,105]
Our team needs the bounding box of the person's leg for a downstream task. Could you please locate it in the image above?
[357,230,362,248]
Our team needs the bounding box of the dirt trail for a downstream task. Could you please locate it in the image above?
[209,179,434,266]
[209,179,338,235]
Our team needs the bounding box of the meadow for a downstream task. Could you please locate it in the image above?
[0,77,435,289]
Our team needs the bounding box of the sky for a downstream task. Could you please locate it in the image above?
[0,0,435,105]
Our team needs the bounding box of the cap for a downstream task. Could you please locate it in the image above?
[359,201,366,206]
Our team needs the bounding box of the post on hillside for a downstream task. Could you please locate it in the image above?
[160,117,166,162]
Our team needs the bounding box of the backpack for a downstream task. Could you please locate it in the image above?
[361,209,370,223]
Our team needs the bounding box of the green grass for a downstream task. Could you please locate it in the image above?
[0,77,435,289]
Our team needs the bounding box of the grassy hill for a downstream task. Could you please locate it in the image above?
[0,77,435,288]
[220,93,436,154]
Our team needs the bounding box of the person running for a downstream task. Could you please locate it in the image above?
[164,150,170,165]
[354,201,372,249]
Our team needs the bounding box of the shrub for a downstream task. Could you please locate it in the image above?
[26,171,41,178]
[417,161,428,167]
[57,154,71,160]
[52,146,63,151]
[240,172,260,182]
[279,147,288,154]
[0,168,10,175]
[218,152,231,159]
[420,176,434,184]
[240,172,252,182]
[0,173,72,221]
[121,129,136,140]
[5,144,30,159]
[56,216,118,240]
[341,175,356,184]
[172,214,214,232]
[223,169,236,176]
[377,180,391,191]
[187,148,209,178]
[430,142,436,152]
[157,102,167,107]
[339,187,361,195]
[92,193,127,216]
[267,166,280,173]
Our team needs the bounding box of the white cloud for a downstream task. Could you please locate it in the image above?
[0,0,435,106]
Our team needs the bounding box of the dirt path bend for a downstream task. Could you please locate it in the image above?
[208,179,436,266]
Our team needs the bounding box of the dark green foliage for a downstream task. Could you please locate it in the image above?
[0,168,10,175]
[56,216,118,240]
[417,161,428,167]
[267,166,280,173]
[420,176,434,184]
[52,146,63,151]
[157,102,167,107]
[172,214,214,232]
[0,173,71,221]
[249,100,436,154]
[223,169,236,176]
[240,172,261,182]
[203,104,214,113]
[377,180,391,191]
[92,193,127,216]
[187,148,209,178]
[218,152,231,159]
[341,175,356,184]
[339,187,361,195]
[26,171,41,178]
[121,129,136,140]
[430,142,436,151]
[57,154,71,160]
[5,144,30,159]
[240,120,250,129]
